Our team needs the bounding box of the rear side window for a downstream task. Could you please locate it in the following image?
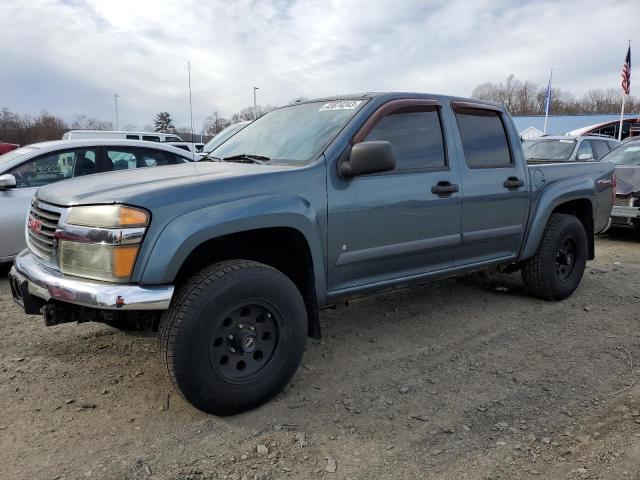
[142,135,161,142]
[126,134,139,140]
[165,136,181,142]
[454,108,512,168]
[364,107,446,170]
[591,140,610,160]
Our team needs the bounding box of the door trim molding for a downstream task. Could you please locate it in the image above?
[462,224,523,243]
[336,233,461,266]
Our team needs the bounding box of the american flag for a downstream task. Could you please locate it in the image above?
[622,46,631,95]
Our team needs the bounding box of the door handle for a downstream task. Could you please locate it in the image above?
[431,181,459,197]
[503,177,524,189]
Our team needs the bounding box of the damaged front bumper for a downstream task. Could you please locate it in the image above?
[9,250,174,315]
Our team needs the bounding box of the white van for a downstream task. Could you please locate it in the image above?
[62,130,183,143]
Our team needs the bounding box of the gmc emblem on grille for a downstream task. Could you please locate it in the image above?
[28,216,43,234]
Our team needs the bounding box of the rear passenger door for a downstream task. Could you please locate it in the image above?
[451,102,529,265]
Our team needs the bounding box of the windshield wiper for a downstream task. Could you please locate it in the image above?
[223,154,270,164]
[199,152,222,162]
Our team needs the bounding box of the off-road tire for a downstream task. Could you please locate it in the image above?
[159,260,307,415]
[522,213,588,300]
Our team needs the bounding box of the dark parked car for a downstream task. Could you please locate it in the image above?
[600,140,640,230]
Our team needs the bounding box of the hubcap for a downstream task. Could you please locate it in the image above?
[555,236,578,281]
[209,303,279,382]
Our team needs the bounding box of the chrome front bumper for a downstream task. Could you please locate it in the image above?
[9,250,174,312]
[611,205,640,219]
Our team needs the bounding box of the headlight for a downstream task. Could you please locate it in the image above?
[59,205,149,283]
[67,205,148,228]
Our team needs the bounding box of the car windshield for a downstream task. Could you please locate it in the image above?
[201,123,249,153]
[211,100,366,163]
[522,139,576,161]
[600,142,640,165]
[0,146,37,167]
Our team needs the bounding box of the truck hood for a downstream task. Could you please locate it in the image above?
[36,161,293,206]
[615,166,640,196]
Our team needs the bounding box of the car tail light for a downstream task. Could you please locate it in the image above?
[611,171,617,202]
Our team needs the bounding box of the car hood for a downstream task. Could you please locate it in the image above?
[36,161,294,206]
[615,165,640,196]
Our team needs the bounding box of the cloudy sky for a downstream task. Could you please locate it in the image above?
[1,0,637,130]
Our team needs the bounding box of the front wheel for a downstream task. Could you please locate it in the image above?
[522,213,588,300]
[159,260,307,415]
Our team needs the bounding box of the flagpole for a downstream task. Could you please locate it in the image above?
[543,68,553,135]
[618,93,626,141]
[619,40,631,141]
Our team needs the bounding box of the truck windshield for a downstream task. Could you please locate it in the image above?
[522,139,576,161]
[600,142,640,165]
[211,100,366,163]
[201,122,249,154]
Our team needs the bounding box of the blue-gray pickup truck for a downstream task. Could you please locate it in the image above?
[9,93,615,415]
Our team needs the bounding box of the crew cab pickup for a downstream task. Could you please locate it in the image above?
[9,93,615,415]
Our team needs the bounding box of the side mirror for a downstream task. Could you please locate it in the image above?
[577,153,594,161]
[0,174,16,189]
[340,141,396,178]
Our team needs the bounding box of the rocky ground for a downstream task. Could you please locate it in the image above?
[1,231,639,480]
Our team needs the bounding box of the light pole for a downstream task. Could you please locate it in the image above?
[253,86,259,120]
[114,94,120,130]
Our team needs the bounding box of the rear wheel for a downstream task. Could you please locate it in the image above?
[159,260,307,415]
[522,213,588,300]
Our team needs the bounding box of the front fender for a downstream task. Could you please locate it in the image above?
[137,195,326,301]
[520,175,595,261]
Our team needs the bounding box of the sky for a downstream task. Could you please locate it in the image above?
[1,0,637,131]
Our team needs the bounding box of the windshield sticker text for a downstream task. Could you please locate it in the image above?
[319,100,362,111]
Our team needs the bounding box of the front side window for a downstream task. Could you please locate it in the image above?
[126,134,139,140]
[576,140,594,160]
[212,100,365,163]
[454,108,512,168]
[9,148,97,188]
[106,148,186,170]
[364,107,446,170]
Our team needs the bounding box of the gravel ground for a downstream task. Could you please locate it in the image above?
[1,232,639,480]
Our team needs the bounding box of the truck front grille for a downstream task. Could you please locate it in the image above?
[27,200,62,260]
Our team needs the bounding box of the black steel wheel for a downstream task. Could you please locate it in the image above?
[159,260,307,415]
[522,213,588,300]
[555,236,579,281]
[209,302,280,383]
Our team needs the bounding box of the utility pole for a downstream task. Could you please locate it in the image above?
[114,94,120,130]
[188,61,194,140]
[253,86,259,120]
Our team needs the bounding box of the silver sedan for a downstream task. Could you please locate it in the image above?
[0,139,194,264]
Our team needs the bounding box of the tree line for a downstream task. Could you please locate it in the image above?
[2,83,637,145]
[472,74,640,116]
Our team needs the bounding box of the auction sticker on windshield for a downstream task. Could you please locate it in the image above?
[319,100,362,111]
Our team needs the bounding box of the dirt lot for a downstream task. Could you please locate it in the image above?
[1,232,639,480]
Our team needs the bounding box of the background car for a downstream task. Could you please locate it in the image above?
[0,139,194,264]
[0,142,20,155]
[522,135,620,163]
[198,121,250,159]
[599,140,640,231]
[62,130,183,142]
